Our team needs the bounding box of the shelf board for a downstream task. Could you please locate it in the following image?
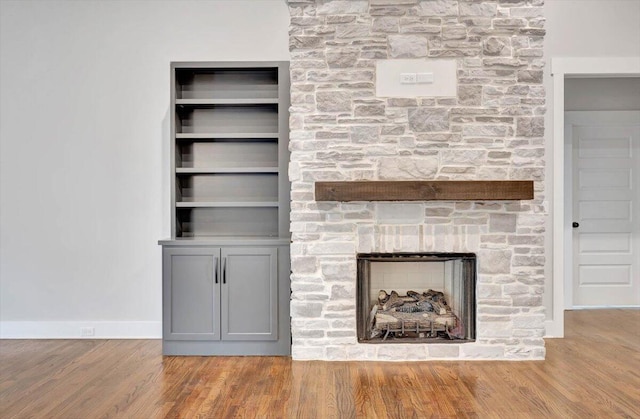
[176,201,279,208]
[315,180,534,201]
[176,133,279,140]
[159,237,291,246]
[176,98,278,105]
[176,167,279,174]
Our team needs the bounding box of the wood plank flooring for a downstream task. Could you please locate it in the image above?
[1,309,638,418]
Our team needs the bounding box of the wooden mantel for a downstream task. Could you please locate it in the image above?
[315,180,534,202]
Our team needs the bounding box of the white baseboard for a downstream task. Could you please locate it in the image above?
[569,305,639,310]
[0,321,162,339]
[544,319,564,338]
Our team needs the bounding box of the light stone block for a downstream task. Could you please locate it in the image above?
[440,149,486,165]
[327,330,356,338]
[483,37,511,56]
[415,0,458,16]
[503,283,529,295]
[517,70,543,84]
[408,107,450,132]
[378,156,439,179]
[513,314,545,329]
[350,125,380,143]
[489,213,517,233]
[458,85,482,106]
[316,0,369,15]
[331,318,356,329]
[317,91,352,112]
[512,295,543,307]
[326,49,360,68]
[405,345,429,360]
[513,255,545,266]
[292,347,325,360]
[478,249,512,274]
[371,0,417,4]
[479,322,513,338]
[290,36,324,50]
[377,345,409,360]
[307,242,355,255]
[294,329,326,338]
[478,284,503,299]
[516,117,545,137]
[459,2,497,16]
[321,262,355,281]
[331,284,355,299]
[510,7,544,18]
[326,346,349,360]
[291,282,326,293]
[428,344,460,358]
[347,345,378,360]
[461,345,505,359]
[372,17,399,33]
[388,35,429,58]
[336,24,371,39]
[291,301,324,318]
[376,203,423,224]
[292,256,318,274]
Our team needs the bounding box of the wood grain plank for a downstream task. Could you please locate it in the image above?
[315,180,534,201]
[0,310,638,418]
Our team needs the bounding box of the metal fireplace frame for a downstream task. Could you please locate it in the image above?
[356,252,477,344]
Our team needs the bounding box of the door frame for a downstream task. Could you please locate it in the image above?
[549,57,640,337]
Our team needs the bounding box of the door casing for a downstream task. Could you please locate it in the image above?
[549,57,640,337]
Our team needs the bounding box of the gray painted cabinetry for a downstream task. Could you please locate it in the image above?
[160,62,290,356]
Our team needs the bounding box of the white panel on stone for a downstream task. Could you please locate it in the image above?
[376,59,457,97]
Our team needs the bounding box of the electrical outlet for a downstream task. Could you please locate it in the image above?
[399,73,416,84]
[80,327,95,337]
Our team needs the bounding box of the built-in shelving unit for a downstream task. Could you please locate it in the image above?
[160,62,291,356]
[171,63,290,239]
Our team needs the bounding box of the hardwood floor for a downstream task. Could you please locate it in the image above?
[1,309,638,418]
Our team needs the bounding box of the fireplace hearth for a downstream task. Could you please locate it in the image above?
[357,253,476,344]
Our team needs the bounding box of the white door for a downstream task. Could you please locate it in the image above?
[568,111,640,307]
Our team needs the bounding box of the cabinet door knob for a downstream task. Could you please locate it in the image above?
[572,222,580,228]
[214,258,218,284]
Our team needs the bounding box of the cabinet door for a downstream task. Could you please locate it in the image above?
[221,247,278,341]
[163,247,221,340]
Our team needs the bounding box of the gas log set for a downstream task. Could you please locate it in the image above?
[370,289,464,341]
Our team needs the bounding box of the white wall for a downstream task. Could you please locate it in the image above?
[3,0,639,339]
[543,1,640,329]
[0,0,290,337]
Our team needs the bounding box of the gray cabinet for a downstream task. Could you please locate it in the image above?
[161,242,291,356]
[163,247,221,341]
[160,61,290,356]
[163,246,279,343]
[221,247,277,341]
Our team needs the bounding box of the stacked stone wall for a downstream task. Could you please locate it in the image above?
[287,0,546,360]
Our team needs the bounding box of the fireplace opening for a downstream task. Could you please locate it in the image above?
[357,253,476,343]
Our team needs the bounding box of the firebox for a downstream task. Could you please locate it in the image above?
[357,253,476,343]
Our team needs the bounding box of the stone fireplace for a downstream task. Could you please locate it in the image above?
[357,252,477,343]
[287,0,547,360]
